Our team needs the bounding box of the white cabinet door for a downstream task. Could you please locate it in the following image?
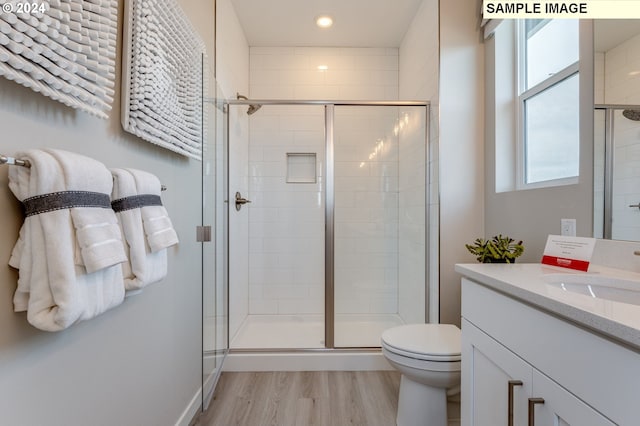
[530,370,616,426]
[462,319,532,426]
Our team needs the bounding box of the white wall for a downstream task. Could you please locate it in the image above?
[439,0,485,326]
[484,23,594,272]
[399,0,439,323]
[595,52,605,104]
[0,1,214,424]
[603,34,640,104]
[216,0,250,341]
[250,47,399,100]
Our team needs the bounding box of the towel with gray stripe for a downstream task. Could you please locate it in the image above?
[111,168,178,293]
[8,149,127,331]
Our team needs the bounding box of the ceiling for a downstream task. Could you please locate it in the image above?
[229,3,640,52]
[230,0,424,47]
[594,20,640,52]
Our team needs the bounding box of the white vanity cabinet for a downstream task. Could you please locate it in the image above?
[461,277,639,426]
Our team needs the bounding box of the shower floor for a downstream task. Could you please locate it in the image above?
[230,314,405,349]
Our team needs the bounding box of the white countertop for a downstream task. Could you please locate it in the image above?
[455,263,640,351]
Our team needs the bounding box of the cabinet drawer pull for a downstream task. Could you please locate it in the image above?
[528,397,545,426]
[508,380,523,426]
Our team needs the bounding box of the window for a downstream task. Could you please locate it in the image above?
[518,19,580,187]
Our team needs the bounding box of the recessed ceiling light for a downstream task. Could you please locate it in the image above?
[316,15,333,29]
[317,65,328,71]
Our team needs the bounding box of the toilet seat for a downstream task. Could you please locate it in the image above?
[381,324,461,362]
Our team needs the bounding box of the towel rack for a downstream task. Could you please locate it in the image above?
[1,154,167,191]
[0,155,30,168]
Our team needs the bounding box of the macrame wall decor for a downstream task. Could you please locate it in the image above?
[0,0,117,118]
[121,0,205,160]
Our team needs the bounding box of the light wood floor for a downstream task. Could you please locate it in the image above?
[196,371,401,426]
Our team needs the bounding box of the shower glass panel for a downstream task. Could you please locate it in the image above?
[229,104,326,349]
[594,106,640,241]
[202,57,228,407]
[227,101,428,350]
[333,105,427,348]
[610,109,640,240]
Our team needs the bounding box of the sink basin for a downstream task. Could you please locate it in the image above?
[542,273,640,306]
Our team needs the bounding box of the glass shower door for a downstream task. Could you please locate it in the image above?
[333,105,427,347]
[228,103,326,350]
[595,107,640,241]
[202,57,228,408]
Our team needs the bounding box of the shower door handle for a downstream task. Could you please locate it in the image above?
[628,202,640,210]
[235,192,252,211]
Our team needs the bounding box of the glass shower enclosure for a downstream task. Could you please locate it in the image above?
[594,105,640,241]
[226,100,429,350]
[201,58,229,408]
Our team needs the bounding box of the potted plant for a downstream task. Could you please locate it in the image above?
[465,234,524,264]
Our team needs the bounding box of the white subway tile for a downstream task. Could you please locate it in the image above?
[251,267,296,285]
[293,130,324,146]
[334,297,369,315]
[249,207,280,222]
[278,299,324,314]
[263,285,309,300]
[280,114,324,132]
[252,47,295,56]
[250,85,295,100]
[278,207,324,223]
[250,69,282,87]
[335,207,371,223]
[249,238,263,253]
[249,252,280,268]
[249,285,264,299]
[249,299,278,315]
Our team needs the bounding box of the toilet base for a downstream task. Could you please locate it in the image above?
[396,374,447,426]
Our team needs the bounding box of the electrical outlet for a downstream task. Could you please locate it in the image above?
[561,218,576,236]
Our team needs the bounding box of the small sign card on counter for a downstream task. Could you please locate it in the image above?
[541,235,596,272]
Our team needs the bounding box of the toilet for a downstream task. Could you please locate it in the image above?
[381,324,461,426]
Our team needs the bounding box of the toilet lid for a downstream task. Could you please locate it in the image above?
[381,324,461,362]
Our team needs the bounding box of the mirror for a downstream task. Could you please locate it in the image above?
[593,20,640,241]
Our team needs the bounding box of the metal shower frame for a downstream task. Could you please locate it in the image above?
[224,98,432,351]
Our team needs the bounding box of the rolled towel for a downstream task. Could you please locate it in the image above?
[111,168,177,291]
[8,149,126,331]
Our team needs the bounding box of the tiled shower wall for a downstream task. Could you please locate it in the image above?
[334,107,400,315]
[397,107,427,324]
[596,33,640,240]
[247,105,325,315]
[250,47,399,101]
[248,47,400,316]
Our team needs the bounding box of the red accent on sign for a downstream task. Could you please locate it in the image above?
[541,255,590,272]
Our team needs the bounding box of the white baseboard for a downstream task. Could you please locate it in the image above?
[175,386,202,426]
[223,351,393,372]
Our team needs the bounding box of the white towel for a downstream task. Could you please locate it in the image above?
[111,168,178,291]
[8,149,126,331]
[130,169,179,253]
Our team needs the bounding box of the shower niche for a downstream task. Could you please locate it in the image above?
[226,101,430,350]
[286,153,317,184]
